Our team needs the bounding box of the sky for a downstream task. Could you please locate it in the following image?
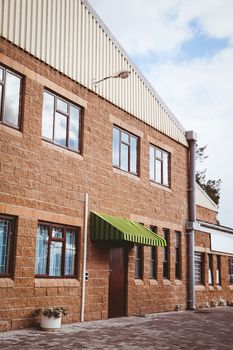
[88,0,233,228]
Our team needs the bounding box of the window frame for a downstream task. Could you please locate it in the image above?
[0,64,22,130]
[208,254,213,286]
[135,245,143,280]
[35,221,79,278]
[112,125,139,175]
[150,144,170,187]
[216,255,221,285]
[228,256,233,285]
[0,214,16,278]
[194,252,204,285]
[175,231,182,280]
[42,90,83,153]
[163,229,170,279]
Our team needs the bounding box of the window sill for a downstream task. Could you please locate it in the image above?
[163,279,171,286]
[195,285,206,291]
[149,279,158,286]
[150,181,171,192]
[42,140,83,160]
[0,278,14,288]
[134,279,144,286]
[229,285,233,291]
[113,167,140,181]
[175,279,182,286]
[216,285,222,291]
[0,124,22,137]
[34,278,80,288]
[208,285,214,291]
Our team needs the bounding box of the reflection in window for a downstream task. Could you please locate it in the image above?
[112,126,138,175]
[0,66,21,128]
[194,252,204,285]
[150,145,170,186]
[42,91,81,152]
[35,223,78,277]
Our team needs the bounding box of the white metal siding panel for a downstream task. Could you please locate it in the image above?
[196,184,218,212]
[0,0,187,146]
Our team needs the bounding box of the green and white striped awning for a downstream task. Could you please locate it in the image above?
[90,212,166,247]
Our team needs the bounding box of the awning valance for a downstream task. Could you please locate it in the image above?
[90,212,166,247]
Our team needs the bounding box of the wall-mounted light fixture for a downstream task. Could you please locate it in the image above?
[93,70,131,85]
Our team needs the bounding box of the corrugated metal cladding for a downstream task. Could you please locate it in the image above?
[0,0,187,146]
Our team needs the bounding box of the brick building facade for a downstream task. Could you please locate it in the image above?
[0,0,232,331]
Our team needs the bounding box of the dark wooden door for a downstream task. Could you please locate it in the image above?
[108,247,126,318]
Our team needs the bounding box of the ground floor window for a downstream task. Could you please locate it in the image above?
[228,257,233,284]
[135,246,143,279]
[163,229,169,279]
[0,215,15,277]
[194,252,204,285]
[35,222,78,277]
[216,255,221,285]
[208,254,213,285]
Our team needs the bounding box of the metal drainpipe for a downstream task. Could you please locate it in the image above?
[81,193,88,322]
[185,131,197,310]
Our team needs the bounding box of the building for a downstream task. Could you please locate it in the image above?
[0,0,232,331]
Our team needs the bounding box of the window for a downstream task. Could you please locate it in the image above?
[42,91,82,152]
[175,232,181,279]
[150,145,169,186]
[163,229,169,279]
[228,257,233,284]
[216,255,221,285]
[149,226,157,279]
[0,65,22,128]
[135,246,143,279]
[0,215,15,277]
[194,252,204,285]
[208,254,213,285]
[112,126,138,175]
[35,222,78,277]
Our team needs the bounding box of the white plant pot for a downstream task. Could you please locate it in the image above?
[40,314,62,331]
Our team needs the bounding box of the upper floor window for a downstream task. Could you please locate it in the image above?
[228,257,233,285]
[0,215,15,277]
[112,126,138,175]
[194,252,204,285]
[35,222,78,277]
[42,91,82,152]
[0,65,22,129]
[150,145,169,186]
[175,231,182,280]
[163,229,169,279]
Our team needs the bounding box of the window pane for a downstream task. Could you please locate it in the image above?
[3,72,21,127]
[0,219,11,274]
[0,68,3,81]
[42,92,54,139]
[156,149,162,159]
[195,253,203,285]
[49,241,62,276]
[113,128,120,166]
[121,143,129,171]
[155,159,162,183]
[52,226,63,238]
[35,225,48,275]
[163,152,169,186]
[0,85,2,117]
[150,146,155,180]
[65,229,76,275]
[57,98,68,114]
[130,136,137,173]
[121,131,129,144]
[54,112,67,146]
[69,106,80,151]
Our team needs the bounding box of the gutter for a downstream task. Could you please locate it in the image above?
[185,130,197,310]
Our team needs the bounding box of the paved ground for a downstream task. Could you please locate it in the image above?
[0,307,233,349]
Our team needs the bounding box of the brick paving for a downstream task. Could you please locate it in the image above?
[0,307,233,349]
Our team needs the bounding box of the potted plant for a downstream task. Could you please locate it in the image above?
[35,307,67,331]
